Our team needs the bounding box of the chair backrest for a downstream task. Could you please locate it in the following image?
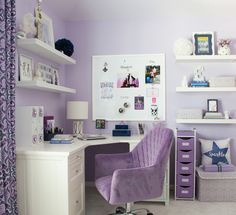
[131,126,173,168]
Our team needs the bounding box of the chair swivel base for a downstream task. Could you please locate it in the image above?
[109,206,154,215]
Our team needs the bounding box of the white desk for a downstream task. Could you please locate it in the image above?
[16,136,169,215]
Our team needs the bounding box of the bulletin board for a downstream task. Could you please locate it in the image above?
[92,54,165,121]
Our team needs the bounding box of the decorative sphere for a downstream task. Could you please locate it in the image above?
[55,38,74,57]
[174,38,193,56]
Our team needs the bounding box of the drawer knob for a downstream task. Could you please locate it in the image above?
[76,155,81,159]
[76,170,79,173]
[76,200,79,204]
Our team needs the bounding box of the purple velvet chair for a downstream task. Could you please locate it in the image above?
[95,126,174,215]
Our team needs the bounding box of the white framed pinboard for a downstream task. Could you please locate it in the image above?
[92,54,165,121]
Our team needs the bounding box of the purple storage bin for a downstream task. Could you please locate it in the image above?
[178,162,193,174]
[203,164,235,172]
[177,130,194,137]
[178,150,194,162]
[177,174,193,187]
[177,137,194,151]
[176,186,193,198]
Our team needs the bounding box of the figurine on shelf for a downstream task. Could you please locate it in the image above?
[181,75,188,87]
[17,13,37,39]
[193,65,205,82]
[191,66,209,87]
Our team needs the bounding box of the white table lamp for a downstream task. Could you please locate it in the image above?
[67,101,88,137]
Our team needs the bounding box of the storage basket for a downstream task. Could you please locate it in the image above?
[197,166,236,202]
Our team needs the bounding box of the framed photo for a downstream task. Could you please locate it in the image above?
[19,54,33,81]
[44,66,53,84]
[193,32,215,55]
[51,67,59,85]
[207,99,218,112]
[35,11,54,47]
[96,119,105,129]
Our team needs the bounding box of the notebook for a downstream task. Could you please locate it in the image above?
[77,134,106,140]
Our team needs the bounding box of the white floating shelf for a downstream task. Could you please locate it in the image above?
[17,38,76,65]
[16,81,76,94]
[176,55,236,63]
[176,119,236,124]
[176,87,236,92]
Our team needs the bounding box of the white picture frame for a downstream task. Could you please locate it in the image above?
[51,67,60,85]
[44,65,53,84]
[19,54,33,81]
[36,11,54,47]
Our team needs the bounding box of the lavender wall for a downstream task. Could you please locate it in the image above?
[16,0,67,127]
[65,17,236,182]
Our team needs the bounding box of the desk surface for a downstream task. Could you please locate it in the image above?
[16,135,143,156]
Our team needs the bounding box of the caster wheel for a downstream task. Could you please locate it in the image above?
[116,206,125,214]
[147,213,153,215]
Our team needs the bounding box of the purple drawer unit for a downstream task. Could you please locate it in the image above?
[177,174,193,187]
[177,130,194,137]
[177,162,193,174]
[176,186,193,198]
[177,137,194,151]
[178,150,194,163]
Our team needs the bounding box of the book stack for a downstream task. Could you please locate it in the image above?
[190,81,209,87]
[50,134,74,144]
[204,112,224,119]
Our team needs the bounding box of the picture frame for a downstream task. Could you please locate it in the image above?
[35,10,54,47]
[51,67,60,85]
[207,99,218,112]
[44,66,53,84]
[96,119,106,129]
[193,32,215,55]
[19,54,33,81]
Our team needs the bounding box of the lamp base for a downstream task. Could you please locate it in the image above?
[73,120,84,137]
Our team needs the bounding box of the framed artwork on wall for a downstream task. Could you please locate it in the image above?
[207,99,218,112]
[35,10,54,47]
[193,32,215,55]
[96,119,106,129]
[19,54,33,81]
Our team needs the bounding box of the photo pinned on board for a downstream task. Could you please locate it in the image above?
[134,96,144,110]
[151,105,159,120]
[145,65,160,84]
[117,73,139,88]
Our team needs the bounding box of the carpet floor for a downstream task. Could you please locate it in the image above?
[85,186,236,215]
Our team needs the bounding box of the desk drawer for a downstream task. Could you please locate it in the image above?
[69,151,84,179]
[69,174,84,215]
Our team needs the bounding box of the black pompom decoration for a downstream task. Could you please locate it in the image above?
[55,38,74,57]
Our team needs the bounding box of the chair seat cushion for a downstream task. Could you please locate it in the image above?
[95,175,112,202]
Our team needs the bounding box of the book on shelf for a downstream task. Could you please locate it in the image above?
[190,81,209,87]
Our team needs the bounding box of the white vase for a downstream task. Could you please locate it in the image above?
[218,45,231,55]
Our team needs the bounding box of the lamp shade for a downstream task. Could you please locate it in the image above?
[67,101,88,120]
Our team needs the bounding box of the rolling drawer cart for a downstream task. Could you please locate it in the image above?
[175,129,196,200]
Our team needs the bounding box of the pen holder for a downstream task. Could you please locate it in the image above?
[44,130,63,141]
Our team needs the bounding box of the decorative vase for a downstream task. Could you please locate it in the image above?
[218,45,231,55]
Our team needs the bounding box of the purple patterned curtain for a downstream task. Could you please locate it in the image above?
[0,0,17,214]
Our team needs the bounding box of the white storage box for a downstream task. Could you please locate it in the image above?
[197,167,236,202]
[177,109,203,119]
[209,76,235,87]
[16,106,44,145]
